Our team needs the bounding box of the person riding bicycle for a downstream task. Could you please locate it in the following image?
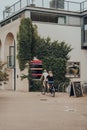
[40,69,48,88]
[46,71,54,90]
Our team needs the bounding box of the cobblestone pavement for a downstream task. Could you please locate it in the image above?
[0,90,87,130]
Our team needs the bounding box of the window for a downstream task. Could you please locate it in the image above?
[66,62,80,78]
[58,16,66,24]
[69,16,80,26]
[84,17,87,42]
[7,46,14,68]
[31,12,66,24]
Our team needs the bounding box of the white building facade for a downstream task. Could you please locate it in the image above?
[0,0,87,91]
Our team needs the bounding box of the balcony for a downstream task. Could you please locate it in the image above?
[2,0,87,20]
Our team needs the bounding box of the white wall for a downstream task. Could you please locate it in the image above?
[34,22,87,82]
[0,18,29,91]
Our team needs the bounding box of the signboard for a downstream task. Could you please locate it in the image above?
[70,82,74,97]
[73,82,83,97]
[30,58,42,79]
[66,62,80,78]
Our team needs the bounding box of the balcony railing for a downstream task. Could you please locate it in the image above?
[3,0,87,20]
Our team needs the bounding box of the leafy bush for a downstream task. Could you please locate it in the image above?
[0,62,9,85]
[29,80,42,92]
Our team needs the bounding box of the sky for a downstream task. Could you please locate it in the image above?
[0,0,85,21]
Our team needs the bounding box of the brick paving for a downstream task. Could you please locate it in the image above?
[0,90,87,130]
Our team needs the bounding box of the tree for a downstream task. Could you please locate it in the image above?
[17,18,39,71]
[34,37,72,82]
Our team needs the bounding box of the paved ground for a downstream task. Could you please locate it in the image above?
[0,90,87,130]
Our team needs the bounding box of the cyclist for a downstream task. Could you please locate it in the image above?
[46,71,54,90]
[40,69,48,88]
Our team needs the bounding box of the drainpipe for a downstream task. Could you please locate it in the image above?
[14,39,16,91]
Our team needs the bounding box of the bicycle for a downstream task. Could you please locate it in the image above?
[48,82,55,97]
[41,81,55,97]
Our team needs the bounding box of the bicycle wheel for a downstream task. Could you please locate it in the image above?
[51,87,55,97]
[41,86,46,95]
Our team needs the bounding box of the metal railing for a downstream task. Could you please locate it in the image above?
[3,0,87,19]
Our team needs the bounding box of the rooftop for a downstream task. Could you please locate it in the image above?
[2,0,87,20]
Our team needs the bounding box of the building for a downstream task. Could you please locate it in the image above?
[0,0,87,91]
